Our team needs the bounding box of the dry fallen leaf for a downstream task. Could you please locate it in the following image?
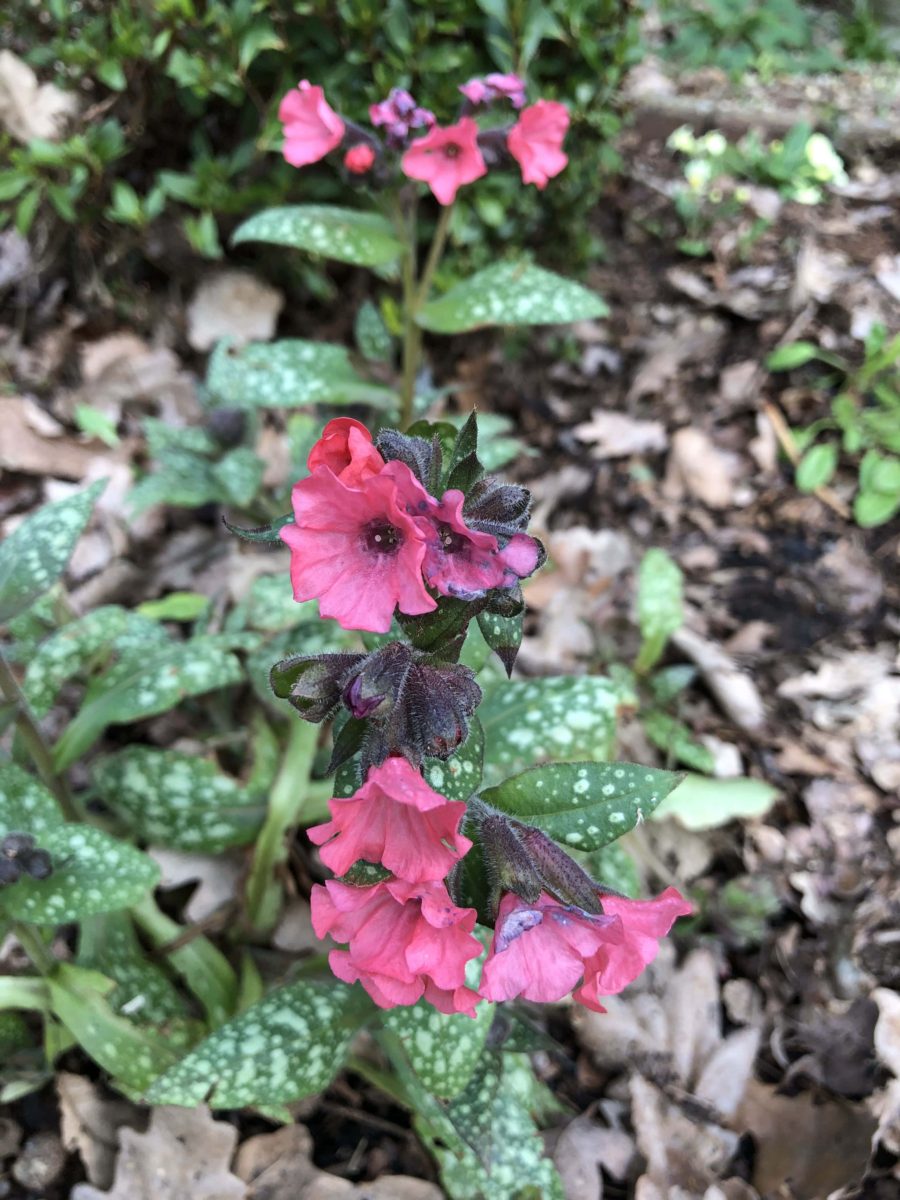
[573,411,668,459]
[0,49,78,143]
[56,1073,144,1190]
[71,1106,246,1200]
[0,396,100,480]
[186,271,285,352]
[663,429,740,510]
[671,625,766,734]
[151,848,242,924]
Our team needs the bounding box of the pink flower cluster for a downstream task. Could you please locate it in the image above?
[309,757,691,1016]
[281,418,541,634]
[278,75,570,204]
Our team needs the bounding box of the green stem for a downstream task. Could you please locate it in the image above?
[415,202,455,308]
[0,649,76,819]
[245,719,319,933]
[398,198,420,430]
[0,974,52,1013]
[11,922,56,975]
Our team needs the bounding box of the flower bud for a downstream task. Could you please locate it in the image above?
[511,821,603,914]
[270,652,365,722]
[467,799,542,917]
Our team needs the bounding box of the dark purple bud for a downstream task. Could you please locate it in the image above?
[22,850,53,881]
[467,799,542,918]
[2,832,36,858]
[512,821,603,914]
[270,652,366,722]
[463,477,533,539]
[0,857,22,886]
[375,429,441,493]
[343,674,386,720]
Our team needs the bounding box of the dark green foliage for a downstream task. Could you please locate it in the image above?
[4,0,637,274]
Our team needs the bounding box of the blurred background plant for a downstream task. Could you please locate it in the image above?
[2,0,639,286]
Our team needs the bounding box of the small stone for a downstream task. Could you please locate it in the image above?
[12,1132,66,1190]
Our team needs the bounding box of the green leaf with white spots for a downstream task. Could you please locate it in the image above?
[78,912,198,1047]
[0,824,160,924]
[93,748,266,852]
[0,480,106,623]
[232,204,404,267]
[382,998,495,1099]
[426,1056,565,1200]
[0,763,63,837]
[478,675,636,788]
[481,762,683,852]
[634,548,683,673]
[383,927,494,1100]
[477,608,523,677]
[48,963,178,1092]
[423,716,484,801]
[52,635,244,769]
[207,337,394,410]
[23,607,168,717]
[417,262,607,334]
[146,980,363,1107]
[355,299,394,362]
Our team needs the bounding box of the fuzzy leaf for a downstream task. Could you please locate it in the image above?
[52,636,244,769]
[0,480,106,623]
[232,204,403,267]
[223,512,294,544]
[93,748,265,852]
[479,675,634,787]
[0,825,160,924]
[481,762,683,852]
[0,762,64,837]
[208,338,394,411]
[418,262,607,333]
[145,980,363,1107]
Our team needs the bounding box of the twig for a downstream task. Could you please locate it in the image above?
[762,400,850,518]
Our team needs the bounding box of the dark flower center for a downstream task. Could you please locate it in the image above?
[362,520,403,555]
[439,524,469,555]
[443,143,461,159]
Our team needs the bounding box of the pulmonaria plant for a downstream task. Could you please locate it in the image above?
[248,415,691,1019]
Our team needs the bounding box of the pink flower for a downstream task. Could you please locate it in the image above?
[280,462,436,633]
[480,887,691,1008]
[460,73,527,109]
[307,756,472,882]
[507,100,569,189]
[278,81,345,168]
[401,118,487,206]
[370,88,435,145]
[418,490,542,599]
[344,144,376,174]
[311,878,482,1014]
[306,417,385,487]
[480,891,622,1005]
[574,888,694,1011]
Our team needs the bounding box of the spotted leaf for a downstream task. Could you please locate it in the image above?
[0,762,63,838]
[417,262,607,334]
[145,980,364,1107]
[480,762,683,852]
[0,824,160,924]
[93,748,265,852]
[232,204,404,267]
[0,479,106,623]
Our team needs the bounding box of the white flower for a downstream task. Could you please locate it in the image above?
[792,183,822,205]
[805,133,848,184]
[700,131,727,157]
[667,125,697,154]
[685,159,713,192]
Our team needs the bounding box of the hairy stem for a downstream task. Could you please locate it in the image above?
[398,198,420,430]
[0,649,76,819]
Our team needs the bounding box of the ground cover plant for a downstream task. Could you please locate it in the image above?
[2,4,900,1198]
[0,70,699,1198]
